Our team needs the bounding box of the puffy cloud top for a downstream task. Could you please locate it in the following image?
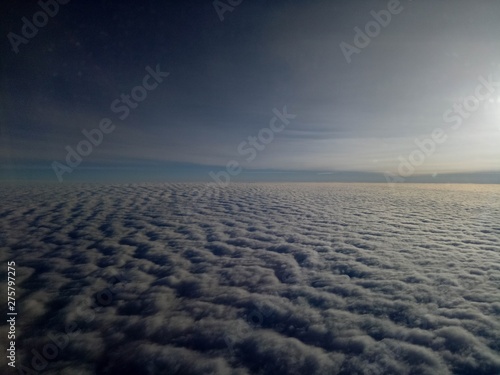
[1,183,500,374]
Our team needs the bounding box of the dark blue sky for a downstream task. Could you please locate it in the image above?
[1,0,500,183]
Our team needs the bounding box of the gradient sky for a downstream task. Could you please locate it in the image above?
[1,0,500,182]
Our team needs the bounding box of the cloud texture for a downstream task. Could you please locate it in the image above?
[1,183,499,374]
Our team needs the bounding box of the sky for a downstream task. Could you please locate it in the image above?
[1,0,500,183]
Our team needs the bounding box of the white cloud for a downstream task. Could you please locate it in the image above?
[2,182,500,374]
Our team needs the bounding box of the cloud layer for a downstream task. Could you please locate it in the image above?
[1,183,500,374]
